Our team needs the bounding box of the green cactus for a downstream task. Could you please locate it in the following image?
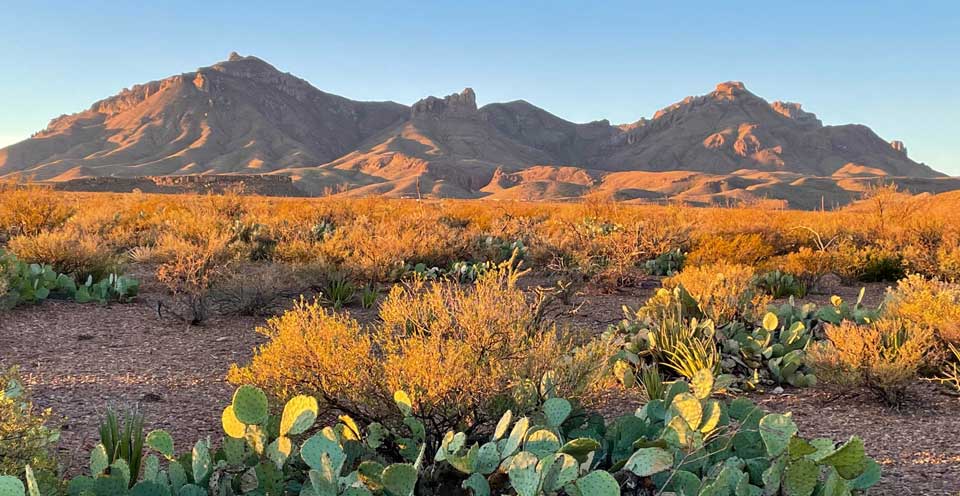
[0,476,24,496]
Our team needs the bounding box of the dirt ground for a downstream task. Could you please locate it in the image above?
[1,276,957,494]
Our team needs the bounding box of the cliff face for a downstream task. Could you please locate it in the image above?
[0,56,947,207]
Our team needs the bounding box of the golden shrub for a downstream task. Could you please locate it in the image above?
[809,319,937,405]
[0,367,60,480]
[230,263,607,433]
[775,247,839,287]
[884,275,960,347]
[686,233,774,267]
[937,244,960,282]
[227,298,389,418]
[664,262,766,325]
[7,229,118,281]
[0,185,74,238]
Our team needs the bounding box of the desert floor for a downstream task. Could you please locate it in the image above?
[2,276,957,495]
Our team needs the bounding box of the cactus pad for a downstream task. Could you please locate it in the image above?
[0,476,25,496]
[462,472,491,496]
[575,470,620,496]
[507,451,540,496]
[493,410,513,441]
[382,463,417,496]
[819,437,867,480]
[525,428,561,459]
[760,413,798,457]
[221,405,246,438]
[783,459,818,496]
[624,447,673,477]
[543,397,572,427]
[145,430,175,458]
[280,395,319,436]
[559,438,601,464]
[231,385,269,425]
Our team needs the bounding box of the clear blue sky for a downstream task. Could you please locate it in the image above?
[2,0,958,174]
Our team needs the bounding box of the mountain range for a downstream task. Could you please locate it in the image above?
[2,53,956,208]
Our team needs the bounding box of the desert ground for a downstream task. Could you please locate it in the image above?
[3,272,958,495]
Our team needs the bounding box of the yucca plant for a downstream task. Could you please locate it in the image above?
[323,274,356,309]
[638,362,666,401]
[98,408,145,488]
[360,283,379,309]
[661,331,721,379]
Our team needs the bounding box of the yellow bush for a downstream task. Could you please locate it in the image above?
[775,247,839,287]
[687,233,774,267]
[885,275,960,347]
[0,367,60,481]
[937,244,960,282]
[809,319,937,405]
[7,230,118,281]
[230,263,608,433]
[664,262,766,325]
[0,184,74,238]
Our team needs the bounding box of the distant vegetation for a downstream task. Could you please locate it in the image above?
[2,184,959,494]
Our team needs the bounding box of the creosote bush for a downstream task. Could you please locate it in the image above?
[229,260,610,436]
[156,233,233,324]
[884,274,960,347]
[7,230,119,282]
[809,319,937,405]
[664,262,767,326]
[0,368,59,488]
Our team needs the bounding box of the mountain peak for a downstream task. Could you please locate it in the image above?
[228,51,244,62]
[712,81,757,102]
[411,88,477,118]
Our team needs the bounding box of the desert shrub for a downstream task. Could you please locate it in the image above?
[155,233,233,324]
[664,262,766,326]
[854,246,905,282]
[775,247,839,289]
[0,184,74,239]
[932,344,960,393]
[0,367,60,488]
[809,319,937,405]
[210,263,298,316]
[230,262,607,436]
[686,232,774,267]
[7,230,119,282]
[884,274,960,347]
[937,243,960,281]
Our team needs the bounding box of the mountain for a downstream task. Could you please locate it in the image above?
[1,53,951,207]
[0,53,408,180]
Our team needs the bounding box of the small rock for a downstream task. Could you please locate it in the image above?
[773,386,785,395]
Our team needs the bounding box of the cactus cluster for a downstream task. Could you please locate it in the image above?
[436,396,618,496]
[644,248,686,277]
[0,370,881,496]
[721,312,817,388]
[0,249,138,309]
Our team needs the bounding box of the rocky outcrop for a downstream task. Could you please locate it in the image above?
[890,140,908,156]
[410,88,478,118]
